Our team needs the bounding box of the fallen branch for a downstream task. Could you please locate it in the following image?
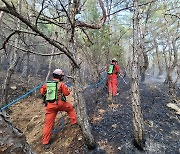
[167,102,180,115]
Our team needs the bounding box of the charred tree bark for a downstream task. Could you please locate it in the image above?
[68,33,96,150]
[139,5,150,82]
[131,0,145,149]
[139,51,148,82]
[163,37,179,103]
[72,66,96,149]
[174,65,180,84]
[0,112,34,154]
[139,35,148,82]
[1,54,20,106]
[1,0,22,107]
[167,73,177,102]
[66,1,96,149]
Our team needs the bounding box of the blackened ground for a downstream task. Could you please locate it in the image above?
[84,77,180,154]
[1,71,179,154]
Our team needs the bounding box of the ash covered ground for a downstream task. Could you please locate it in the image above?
[1,72,179,154]
[84,76,180,154]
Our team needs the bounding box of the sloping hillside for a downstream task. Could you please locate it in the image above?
[10,96,85,154]
[1,72,179,154]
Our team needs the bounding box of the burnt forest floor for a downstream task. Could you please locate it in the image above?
[0,72,179,154]
[84,77,180,154]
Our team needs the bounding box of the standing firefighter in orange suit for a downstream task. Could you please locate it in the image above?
[107,58,120,100]
[40,69,77,149]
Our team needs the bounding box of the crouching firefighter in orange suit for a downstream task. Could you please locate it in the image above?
[107,58,120,100]
[40,69,77,149]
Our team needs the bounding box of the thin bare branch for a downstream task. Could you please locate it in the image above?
[8,42,64,56]
[108,0,157,16]
[80,28,93,45]
[164,13,180,20]
[0,30,20,51]
[36,16,68,29]
[35,0,47,27]
[0,0,79,68]
[76,0,106,29]
[59,0,73,26]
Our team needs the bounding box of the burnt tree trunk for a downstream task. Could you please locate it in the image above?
[69,39,95,149]
[1,55,20,106]
[72,66,96,149]
[1,0,22,106]
[163,37,179,103]
[67,1,95,149]
[139,9,150,82]
[139,33,148,82]
[140,51,148,82]
[131,0,145,149]
[167,73,177,102]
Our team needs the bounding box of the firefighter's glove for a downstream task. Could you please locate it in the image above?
[66,83,72,91]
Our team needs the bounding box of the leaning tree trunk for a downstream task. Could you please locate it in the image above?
[1,54,20,106]
[69,31,95,150]
[73,66,96,149]
[174,65,180,84]
[131,0,145,149]
[69,38,95,149]
[167,72,177,102]
[163,37,179,103]
[66,1,95,149]
[0,112,34,154]
[1,35,21,106]
[1,0,22,107]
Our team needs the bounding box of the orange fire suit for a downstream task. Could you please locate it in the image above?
[40,79,77,145]
[107,63,120,96]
